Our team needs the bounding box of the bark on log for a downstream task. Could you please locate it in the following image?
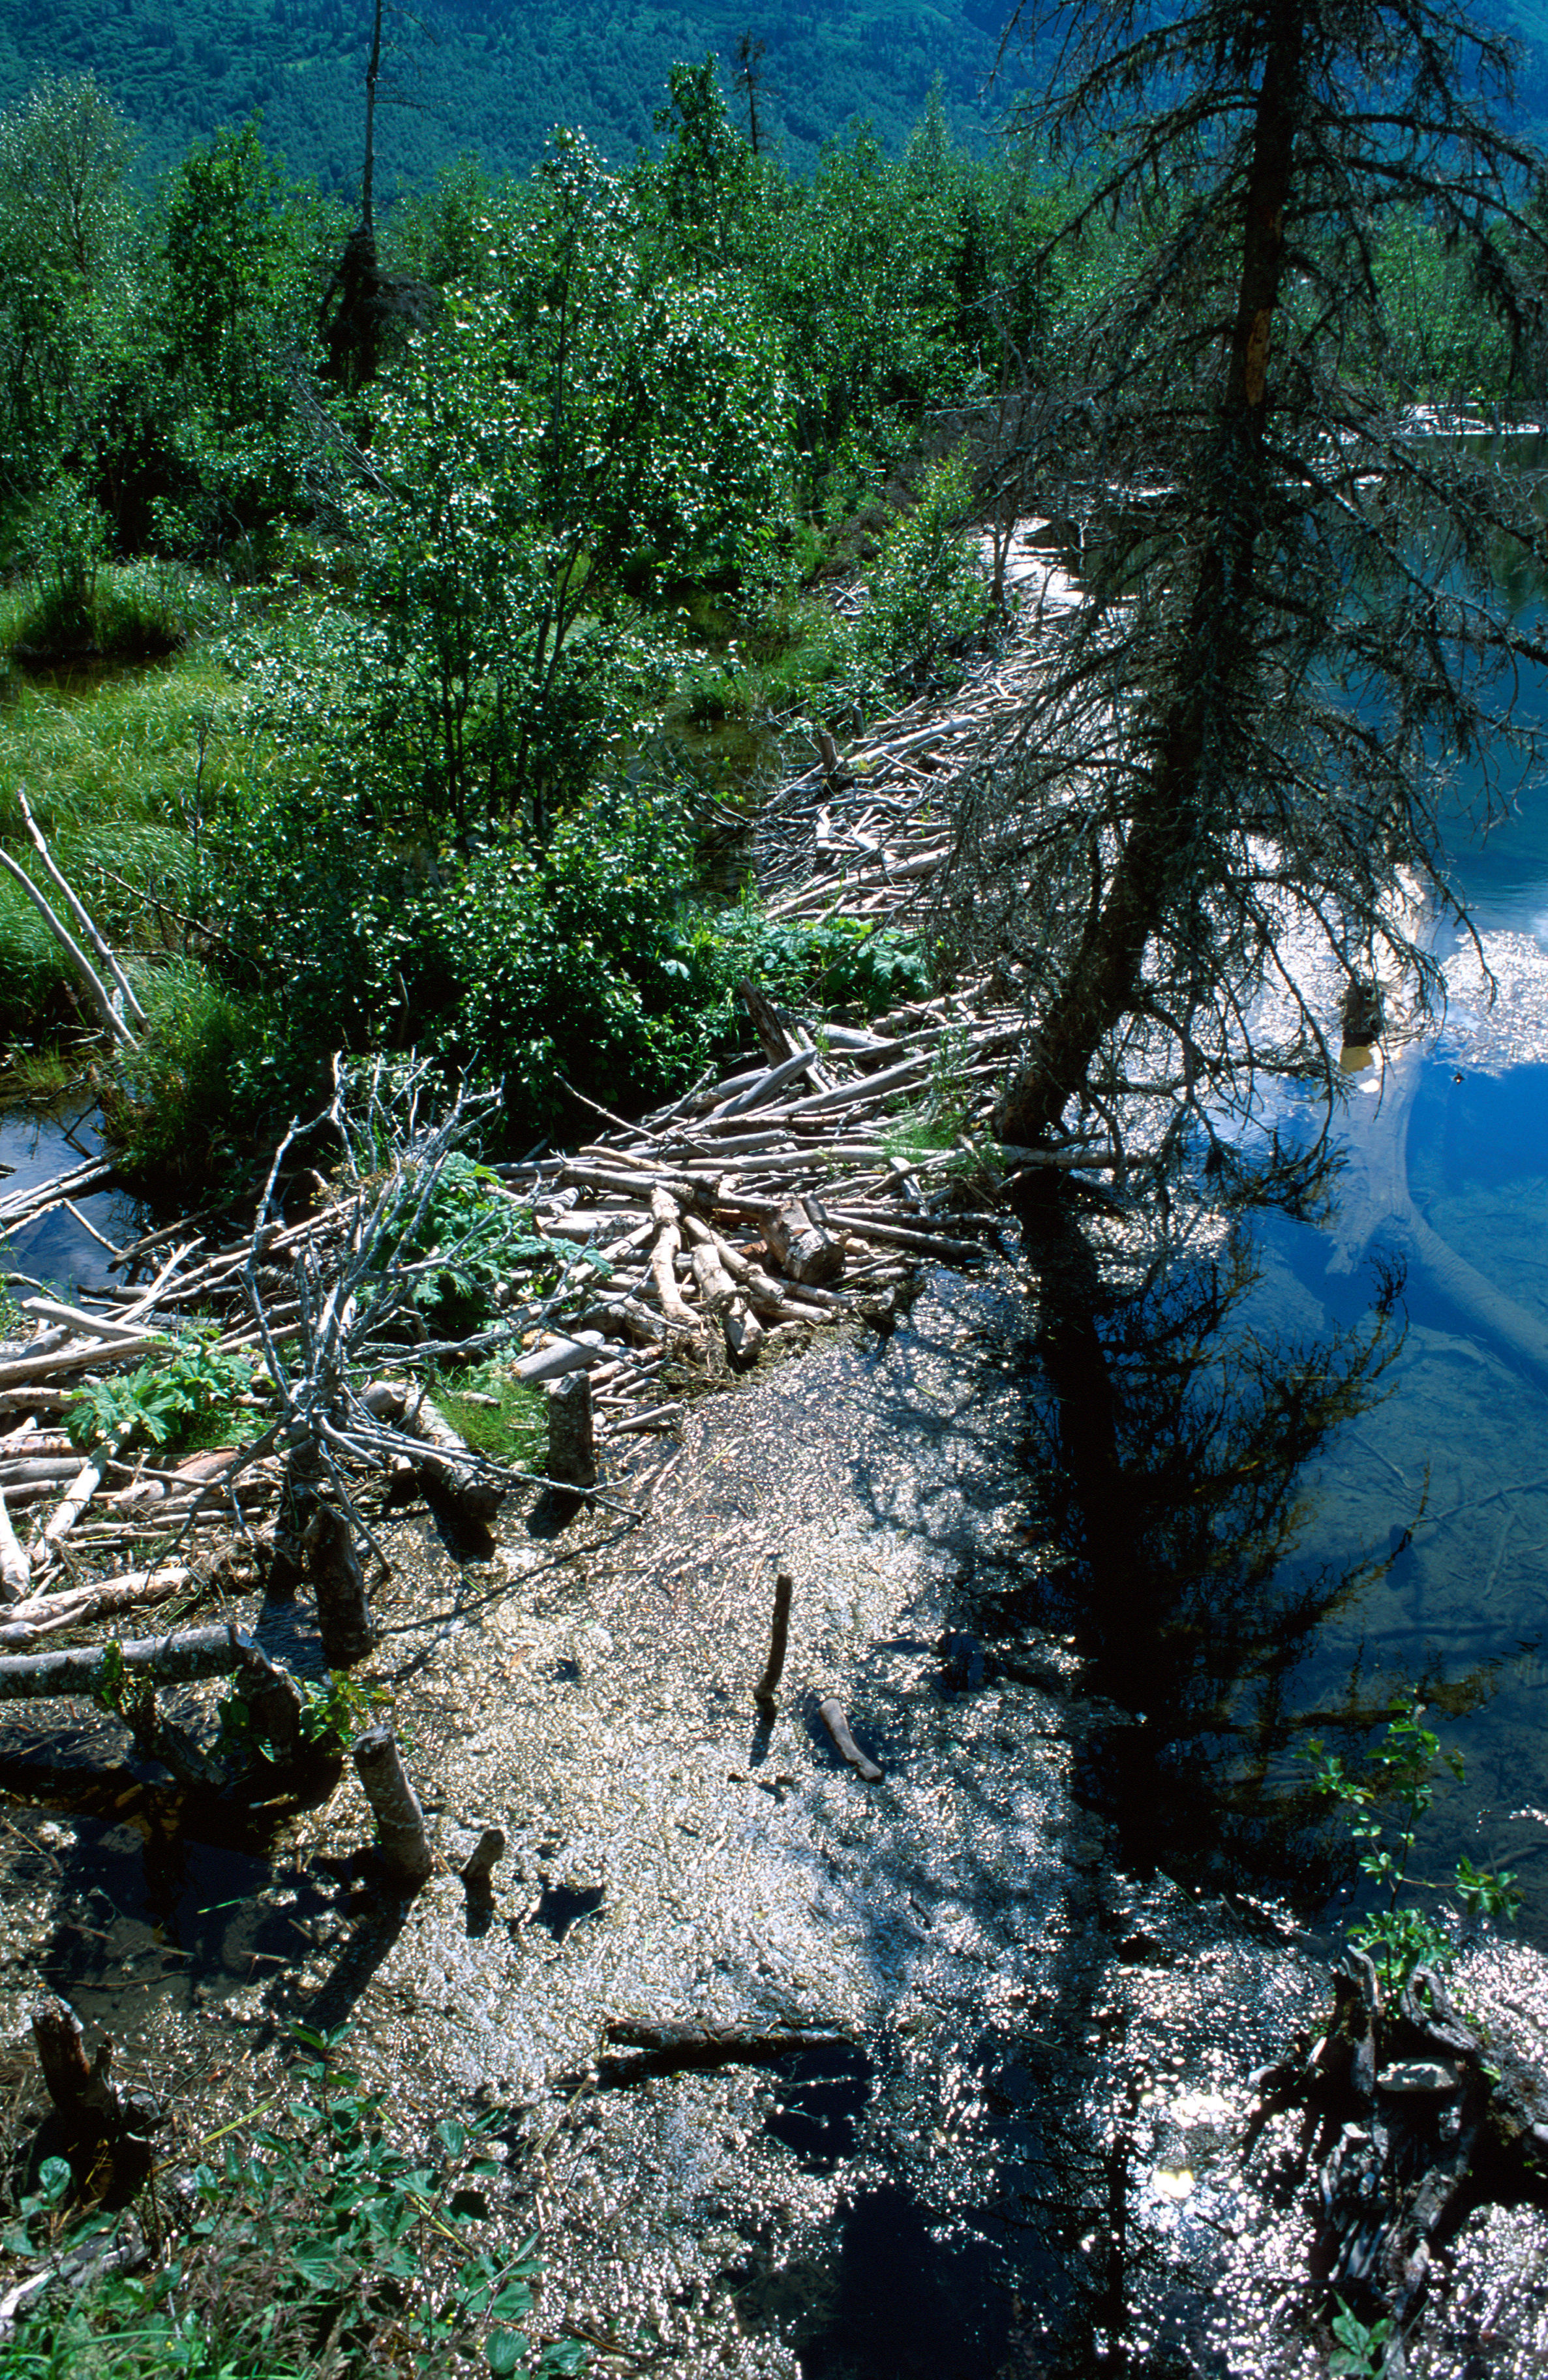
[648,1188,703,1337]
[716,1048,817,1120]
[234,1634,305,1762]
[307,1504,377,1666]
[0,851,139,1048]
[0,1566,187,1652]
[509,1334,611,1386]
[363,1379,506,1520]
[31,1995,115,2125]
[42,1433,125,1555]
[19,1297,153,1344]
[0,1491,30,1601]
[819,1696,883,1781]
[18,789,149,1033]
[352,1725,433,1888]
[763,1198,846,1288]
[461,1825,506,1887]
[547,1369,597,1489]
[738,977,798,1066]
[0,1623,255,1701]
[594,2017,847,2085]
[684,1231,765,1363]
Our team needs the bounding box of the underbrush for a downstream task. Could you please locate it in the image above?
[0,2026,590,2378]
[430,1362,548,1468]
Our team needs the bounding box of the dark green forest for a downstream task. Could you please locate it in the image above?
[0,0,1019,191]
[0,33,1533,1191]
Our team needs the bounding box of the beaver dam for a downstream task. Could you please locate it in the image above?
[6,550,1548,2372]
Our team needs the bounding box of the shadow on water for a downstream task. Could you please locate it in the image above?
[765,1183,1451,2375]
[1005,1185,1411,1902]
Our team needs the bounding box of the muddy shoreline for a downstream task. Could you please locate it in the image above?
[4,1267,1548,2373]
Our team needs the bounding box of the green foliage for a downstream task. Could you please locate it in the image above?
[0,69,134,282]
[217,1668,391,1765]
[12,474,110,651]
[1306,1696,1521,1994]
[1328,2298,1398,2379]
[65,1327,251,1452]
[853,452,991,694]
[429,1361,548,1468]
[99,957,264,1183]
[0,2025,591,2377]
[388,1153,560,1329]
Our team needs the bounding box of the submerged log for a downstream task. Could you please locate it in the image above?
[818,1696,883,1781]
[594,2016,849,2086]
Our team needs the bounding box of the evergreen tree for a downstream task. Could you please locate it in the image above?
[954,1,1548,1165]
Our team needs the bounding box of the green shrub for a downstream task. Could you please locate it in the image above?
[0,2025,590,2377]
[97,958,265,1184]
[853,451,991,694]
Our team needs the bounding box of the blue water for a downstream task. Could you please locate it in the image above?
[1256,725,1548,1946]
[0,1108,143,1302]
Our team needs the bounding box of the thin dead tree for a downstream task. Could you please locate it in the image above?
[949,0,1548,1179]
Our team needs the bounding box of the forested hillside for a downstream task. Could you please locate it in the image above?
[0,0,1017,191]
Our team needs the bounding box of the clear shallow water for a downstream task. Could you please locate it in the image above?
[0,1105,142,1297]
[1250,716,1548,1951]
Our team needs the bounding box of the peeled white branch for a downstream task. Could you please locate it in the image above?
[0,850,138,1048]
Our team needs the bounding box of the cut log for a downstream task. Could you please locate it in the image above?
[31,1995,117,2127]
[0,851,139,1048]
[763,1198,846,1288]
[648,1188,703,1337]
[0,1623,255,1702]
[738,977,798,1066]
[40,1431,126,1557]
[363,1379,506,1521]
[686,1238,765,1364]
[461,1825,506,1887]
[18,789,149,1032]
[0,1491,28,1601]
[0,1565,187,1652]
[232,1634,305,1762]
[547,1369,597,1489]
[509,1334,611,1386]
[19,1297,154,1345]
[352,1726,433,1889]
[715,1048,818,1120]
[593,2017,847,2085]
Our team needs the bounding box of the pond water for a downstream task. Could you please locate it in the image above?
[0,1105,143,1299]
[1241,660,1548,1953]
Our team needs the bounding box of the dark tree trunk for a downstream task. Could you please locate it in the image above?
[997,3,1305,1148]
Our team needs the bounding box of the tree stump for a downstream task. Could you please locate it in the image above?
[352,1724,433,1888]
[547,1369,596,1489]
[307,1504,377,1666]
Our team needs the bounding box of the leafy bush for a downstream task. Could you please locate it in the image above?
[65,1330,253,1454]
[98,958,266,1184]
[853,451,992,693]
[0,2026,590,2377]
[1306,1695,1521,1993]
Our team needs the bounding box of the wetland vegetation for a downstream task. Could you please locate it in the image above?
[5,3,1548,2373]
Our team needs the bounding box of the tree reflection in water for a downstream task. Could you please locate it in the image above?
[1012,1174,1410,1903]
